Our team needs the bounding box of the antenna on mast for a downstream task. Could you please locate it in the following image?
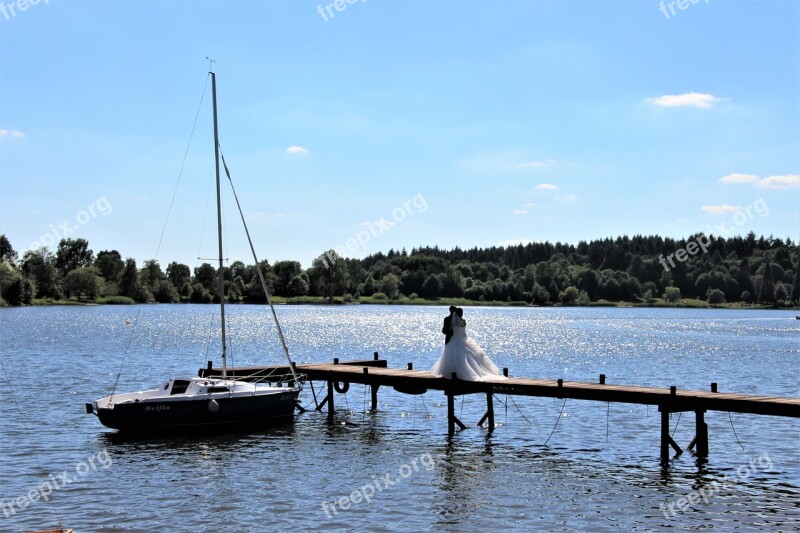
[204,56,216,73]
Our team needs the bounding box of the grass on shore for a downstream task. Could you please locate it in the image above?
[24,295,796,310]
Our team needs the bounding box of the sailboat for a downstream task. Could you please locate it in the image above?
[86,69,303,432]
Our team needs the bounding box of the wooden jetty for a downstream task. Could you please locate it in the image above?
[200,353,800,465]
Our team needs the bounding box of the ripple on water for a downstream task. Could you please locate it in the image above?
[0,305,798,532]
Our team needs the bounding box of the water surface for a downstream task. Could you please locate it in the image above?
[1,305,798,531]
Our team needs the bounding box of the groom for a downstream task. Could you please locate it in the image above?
[442,305,457,345]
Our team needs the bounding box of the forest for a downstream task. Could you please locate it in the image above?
[0,232,798,308]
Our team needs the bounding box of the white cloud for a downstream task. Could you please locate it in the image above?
[286,145,309,155]
[756,174,800,189]
[701,204,742,215]
[513,202,539,215]
[646,92,720,109]
[719,173,759,184]
[556,193,577,203]
[535,183,559,190]
[0,128,25,138]
[516,159,556,169]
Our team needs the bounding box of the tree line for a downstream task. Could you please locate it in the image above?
[0,232,798,307]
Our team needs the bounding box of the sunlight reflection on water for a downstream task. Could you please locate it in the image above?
[1,305,798,532]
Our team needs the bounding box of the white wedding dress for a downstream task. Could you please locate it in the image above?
[431,312,505,381]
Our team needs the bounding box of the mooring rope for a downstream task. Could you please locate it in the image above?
[507,393,532,425]
[0,358,65,531]
[728,412,746,450]
[419,394,430,417]
[109,310,142,402]
[64,412,91,433]
[543,399,567,446]
[606,402,610,441]
[671,411,682,437]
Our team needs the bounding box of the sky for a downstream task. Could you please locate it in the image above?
[1,0,798,270]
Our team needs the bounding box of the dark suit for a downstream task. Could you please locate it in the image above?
[442,314,454,345]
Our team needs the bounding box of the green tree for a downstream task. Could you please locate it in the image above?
[94,250,124,283]
[153,279,179,303]
[576,290,590,306]
[559,286,580,305]
[194,263,218,294]
[741,290,751,303]
[64,267,103,300]
[119,258,142,300]
[0,235,18,265]
[190,283,213,303]
[21,248,60,299]
[531,283,550,304]
[272,261,302,296]
[774,282,789,306]
[707,288,725,306]
[139,260,166,294]
[758,262,775,305]
[420,274,440,299]
[0,262,34,305]
[379,273,400,300]
[440,266,465,298]
[310,251,349,302]
[362,275,377,297]
[55,238,94,276]
[287,275,309,296]
[663,286,681,304]
[166,261,191,290]
[791,256,800,303]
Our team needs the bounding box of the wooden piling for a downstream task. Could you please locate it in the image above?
[695,410,708,457]
[447,392,455,436]
[660,409,670,465]
[327,380,334,421]
[485,392,495,431]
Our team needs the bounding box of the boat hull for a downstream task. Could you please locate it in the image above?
[95,390,298,433]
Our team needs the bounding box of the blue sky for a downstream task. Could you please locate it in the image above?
[1,0,798,269]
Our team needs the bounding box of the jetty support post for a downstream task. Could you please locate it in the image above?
[327,379,335,422]
[446,373,467,436]
[659,406,683,465]
[447,391,455,436]
[694,410,709,457]
[477,391,495,432]
[370,384,379,412]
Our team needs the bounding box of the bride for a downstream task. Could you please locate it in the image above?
[431,308,505,381]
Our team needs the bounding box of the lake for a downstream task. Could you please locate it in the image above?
[1,305,798,531]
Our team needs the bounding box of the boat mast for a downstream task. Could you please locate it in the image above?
[210,69,227,379]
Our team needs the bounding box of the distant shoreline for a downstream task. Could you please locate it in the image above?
[22,296,799,311]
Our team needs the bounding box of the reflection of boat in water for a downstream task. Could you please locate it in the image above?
[87,68,303,433]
